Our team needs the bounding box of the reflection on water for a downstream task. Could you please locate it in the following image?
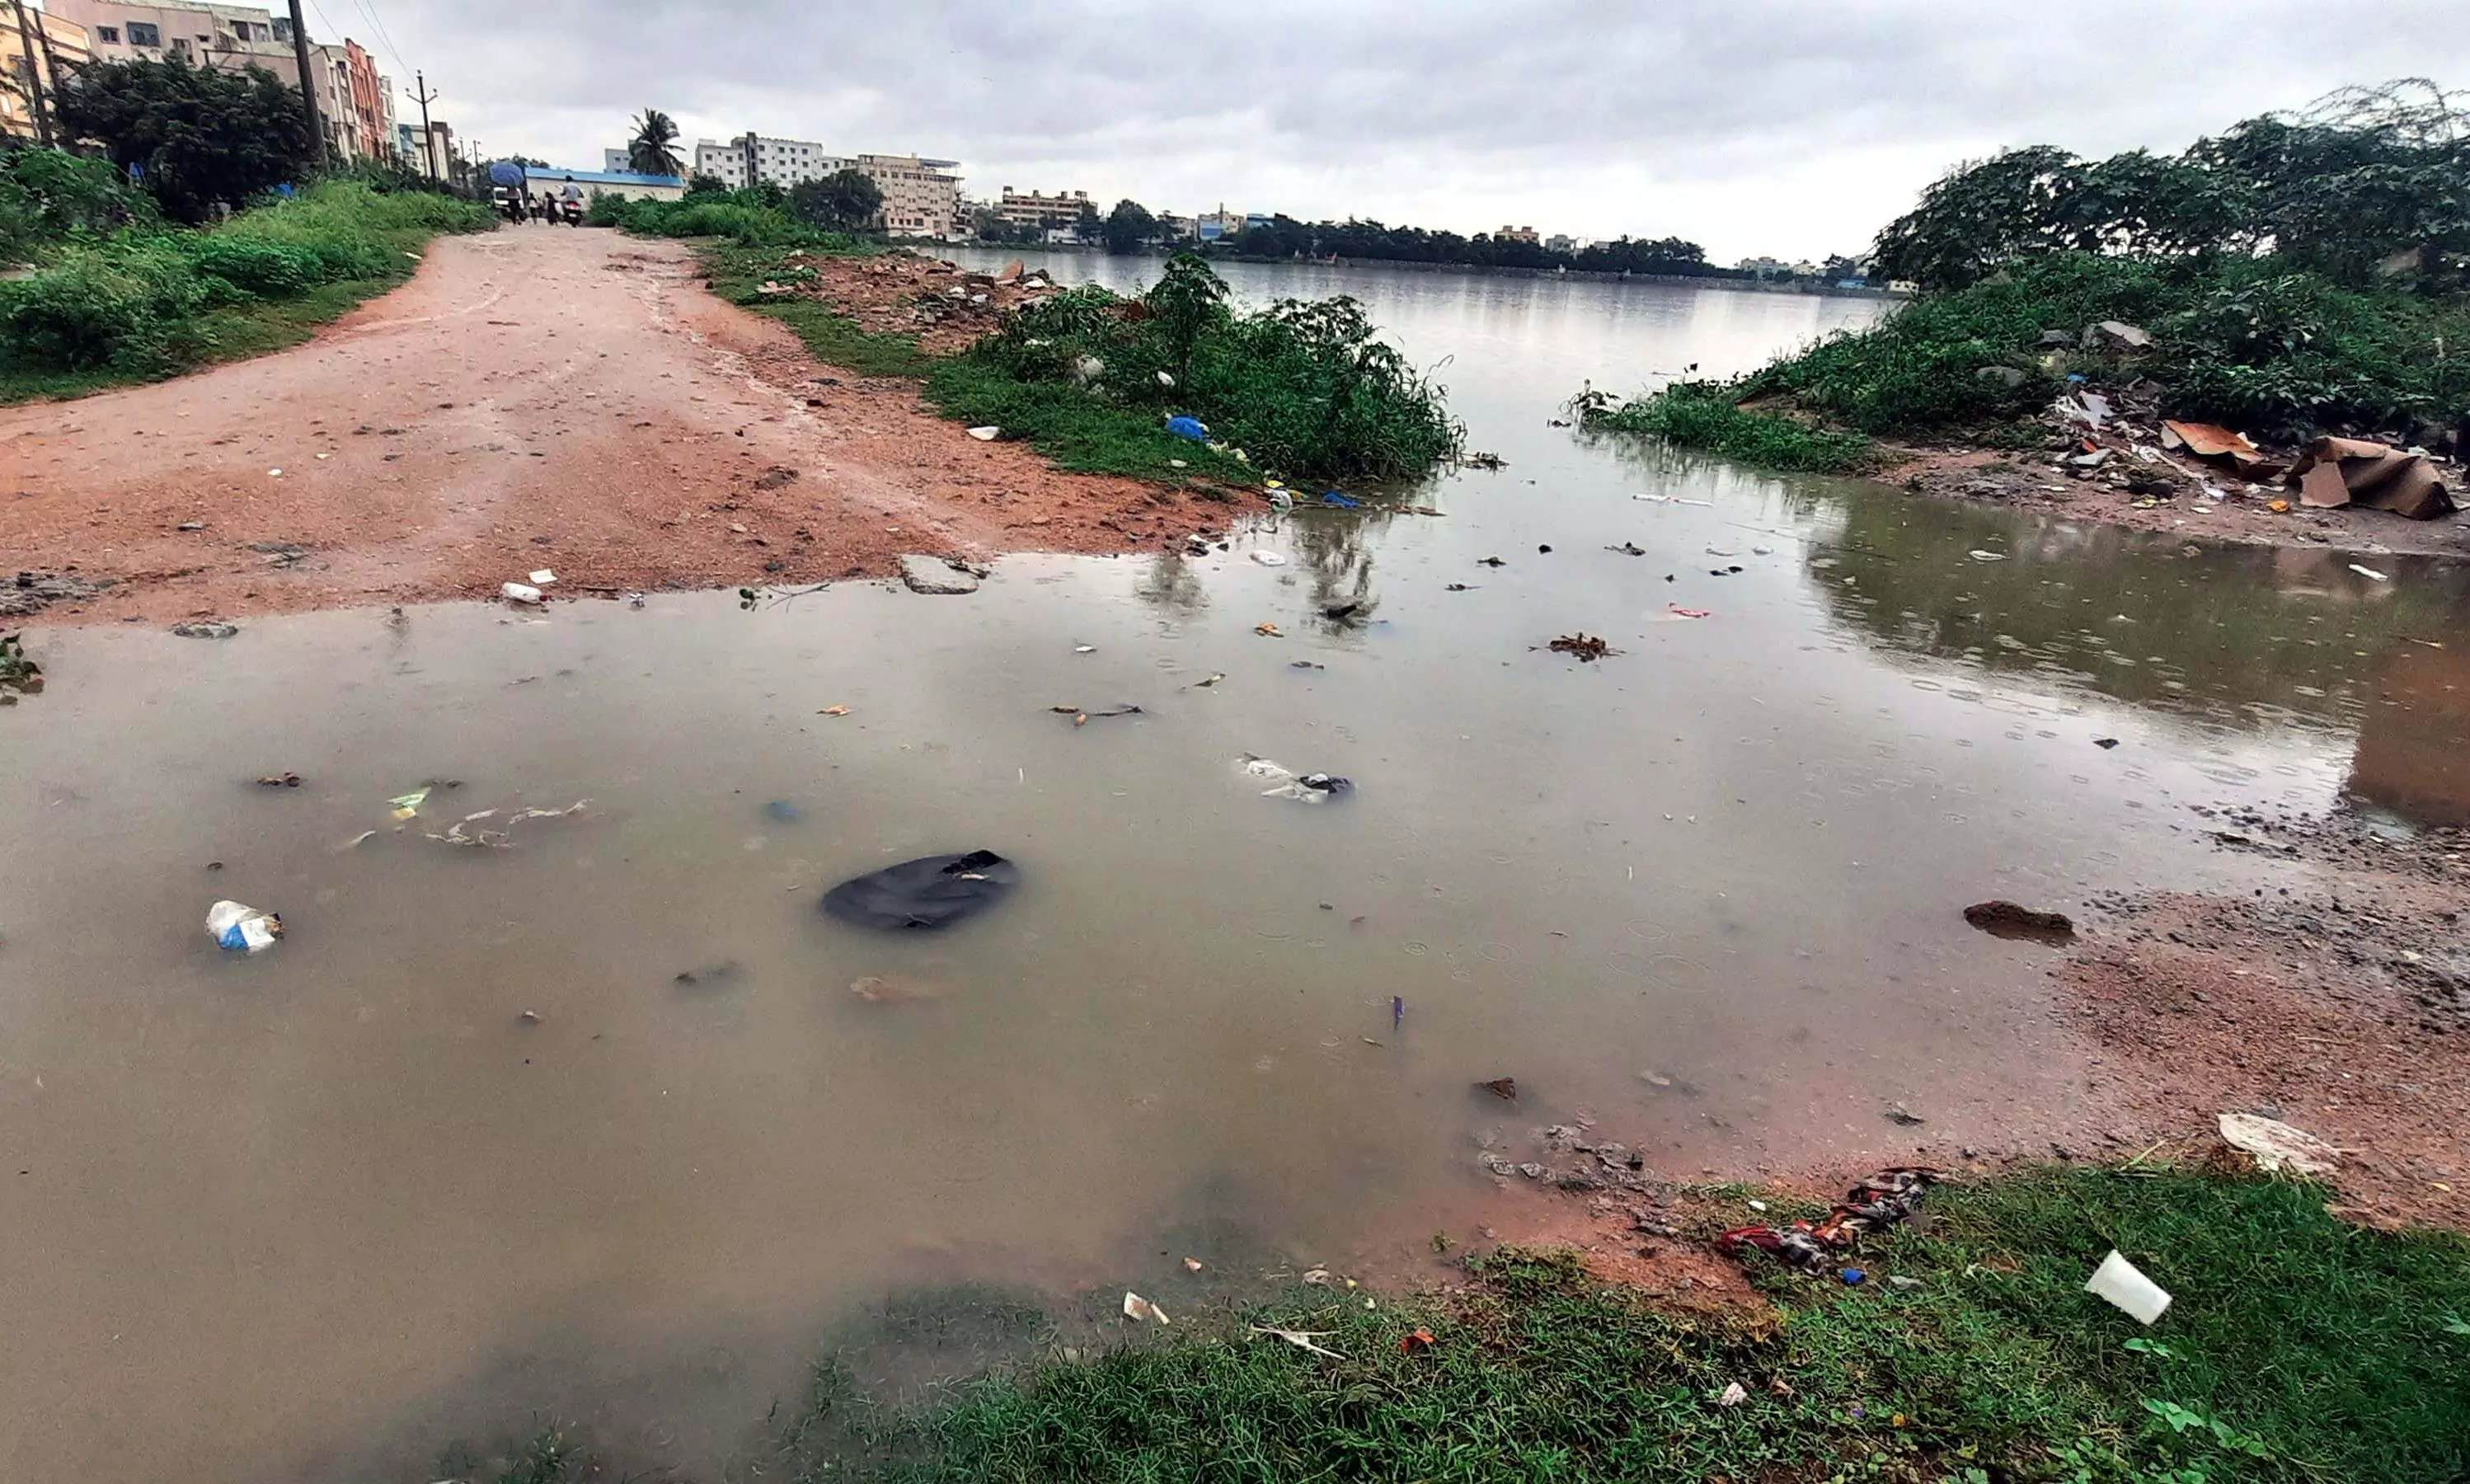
[4,256,2468,1484]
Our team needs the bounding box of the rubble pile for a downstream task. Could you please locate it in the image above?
[756,252,1060,355]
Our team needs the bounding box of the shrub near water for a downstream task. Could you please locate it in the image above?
[969,252,1462,481]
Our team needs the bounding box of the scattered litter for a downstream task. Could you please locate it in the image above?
[1250,551,1288,566]
[1266,488,1294,510]
[848,974,942,1003]
[2093,737,2120,749]
[1050,704,1144,725]
[1548,633,1612,661]
[1641,1070,1673,1088]
[1400,1327,1438,1355]
[178,521,206,531]
[1459,451,1506,469]
[528,569,556,586]
[1707,565,1743,576]
[623,591,647,608]
[1722,1168,1939,1272]
[429,800,588,849]
[172,621,239,639]
[1255,622,1283,637]
[255,772,302,788]
[500,582,544,605]
[1321,491,1363,509]
[387,787,431,819]
[1445,583,1475,591]
[266,467,282,477]
[1635,494,1712,505]
[1302,1268,1335,1287]
[1716,1382,1749,1407]
[205,899,283,954]
[1477,1077,1518,1101]
[965,425,1001,441]
[518,1009,542,1024]
[1477,556,1507,567]
[1963,900,2076,945]
[821,850,1020,930]
[2266,499,2291,514]
[2218,1112,2341,1176]
[1608,542,1646,556]
[1967,550,2007,562]
[1321,602,1361,621]
[335,830,377,851]
[1883,1103,1926,1127]
[1164,416,1209,441]
[1253,1325,1344,1359]
[819,704,851,716]
[1888,1275,1924,1290]
[2349,564,2390,582]
[1122,1292,1170,1326]
[1184,1257,1204,1273]
[1242,756,1353,802]
[1188,673,1226,688]
[2084,1249,2172,1325]
[1074,644,1096,654]
[1840,1268,1867,1286]
[1666,604,1713,619]
[1392,995,1405,1031]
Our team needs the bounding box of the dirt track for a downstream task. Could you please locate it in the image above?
[0,228,1211,625]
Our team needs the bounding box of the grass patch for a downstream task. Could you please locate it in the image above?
[735,1167,2469,1483]
[0,179,491,403]
[1578,380,1881,473]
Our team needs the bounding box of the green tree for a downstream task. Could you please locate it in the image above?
[53,55,316,224]
[787,167,882,231]
[1075,199,1102,242]
[626,108,682,176]
[1102,198,1158,254]
[685,171,729,197]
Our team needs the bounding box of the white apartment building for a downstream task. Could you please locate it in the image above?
[693,135,852,189]
[45,0,293,68]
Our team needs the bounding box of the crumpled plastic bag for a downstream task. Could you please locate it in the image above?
[205,900,283,954]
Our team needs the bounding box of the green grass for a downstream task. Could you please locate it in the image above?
[748,1167,2470,1484]
[684,240,1264,486]
[0,181,491,403]
[1580,381,1881,473]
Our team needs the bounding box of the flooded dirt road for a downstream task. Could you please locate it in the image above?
[5,254,2469,1483]
[0,229,1191,626]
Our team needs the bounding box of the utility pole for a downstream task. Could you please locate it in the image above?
[7,0,54,147]
[410,71,440,181]
[284,0,325,167]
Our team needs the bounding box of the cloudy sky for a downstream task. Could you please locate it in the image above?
[343,0,2468,261]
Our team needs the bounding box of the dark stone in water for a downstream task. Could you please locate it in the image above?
[1963,900,2076,945]
[822,850,1021,931]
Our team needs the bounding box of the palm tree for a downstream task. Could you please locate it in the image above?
[627,108,682,176]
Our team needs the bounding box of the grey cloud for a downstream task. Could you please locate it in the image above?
[374,0,2470,258]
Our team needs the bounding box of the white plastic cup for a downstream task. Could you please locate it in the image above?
[501,582,543,604]
[2085,1249,2172,1325]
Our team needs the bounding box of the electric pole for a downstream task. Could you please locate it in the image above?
[7,0,54,147]
[411,71,440,181]
[284,0,325,167]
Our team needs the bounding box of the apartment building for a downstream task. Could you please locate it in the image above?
[399,119,452,179]
[995,188,1089,235]
[692,135,852,189]
[1,4,96,141]
[46,0,293,69]
[1496,224,1540,245]
[857,153,961,238]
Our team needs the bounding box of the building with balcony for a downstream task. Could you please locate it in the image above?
[1,4,95,141]
[692,135,852,189]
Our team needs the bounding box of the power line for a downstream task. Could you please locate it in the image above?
[350,0,409,79]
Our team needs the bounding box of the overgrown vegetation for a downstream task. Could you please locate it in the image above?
[53,55,317,224]
[1574,380,1881,472]
[0,157,491,400]
[1580,80,2470,468]
[652,214,1461,484]
[446,1166,2470,1483]
[962,253,1463,481]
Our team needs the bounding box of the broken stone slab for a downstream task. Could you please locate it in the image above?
[172,621,240,639]
[899,554,981,595]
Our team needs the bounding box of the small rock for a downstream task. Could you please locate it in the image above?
[1885,1102,1927,1127]
[172,622,240,640]
[899,554,980,594]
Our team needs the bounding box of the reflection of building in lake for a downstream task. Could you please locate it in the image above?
[2346,641,2470,827]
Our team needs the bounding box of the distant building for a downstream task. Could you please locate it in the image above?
[996,188,1088,235]
[524,167,686,204]
[1156,212,1195,242]
[1735,256,1790,279]
[857,153,961,238]
[1497,224,1539,244]
[603,148,632,173]
[1544,233,1575,253]
[1194,209,1247,242]
[0,4,95,141]
[400,119,452,179]
[693,135,852,189]
[47,1,295,71]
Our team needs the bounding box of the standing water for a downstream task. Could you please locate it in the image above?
[5,260,2468,1483]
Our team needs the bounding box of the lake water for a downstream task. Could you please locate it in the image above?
[6,257,2468,1483]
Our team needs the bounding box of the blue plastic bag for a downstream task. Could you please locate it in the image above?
[1164,416,1209,441]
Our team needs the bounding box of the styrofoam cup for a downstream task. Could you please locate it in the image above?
[2086,1249,2172,1325]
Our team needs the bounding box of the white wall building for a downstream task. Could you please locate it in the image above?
[693,135,852,189]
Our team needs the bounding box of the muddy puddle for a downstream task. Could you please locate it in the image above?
[6,264,2470,1482]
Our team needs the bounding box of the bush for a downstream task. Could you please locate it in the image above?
[177,234,327,295]
[970,252,1460,481]
[1576,382,1879,472]
[0,240,205,370]
[0,148,158,263]
[604,190,817,247]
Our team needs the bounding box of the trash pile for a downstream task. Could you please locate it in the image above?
[1721,1167,1941,1271]
[1241,756,1353,803]
[2015,372,2458,522]
[768,252,1059,354]
[1476,1121,1656,1194]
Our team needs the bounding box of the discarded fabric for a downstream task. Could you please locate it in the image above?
[820,849,1021,930]
[1721,1167,1939,1272]
[1321,491,1363,509]
[206,899,283,954]
[1164,416,1209,441]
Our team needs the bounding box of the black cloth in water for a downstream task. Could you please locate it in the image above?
[819,850,1021,930]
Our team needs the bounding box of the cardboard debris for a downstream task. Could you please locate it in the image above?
[2286,437,2455,521]
[2160,420,2284,481]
